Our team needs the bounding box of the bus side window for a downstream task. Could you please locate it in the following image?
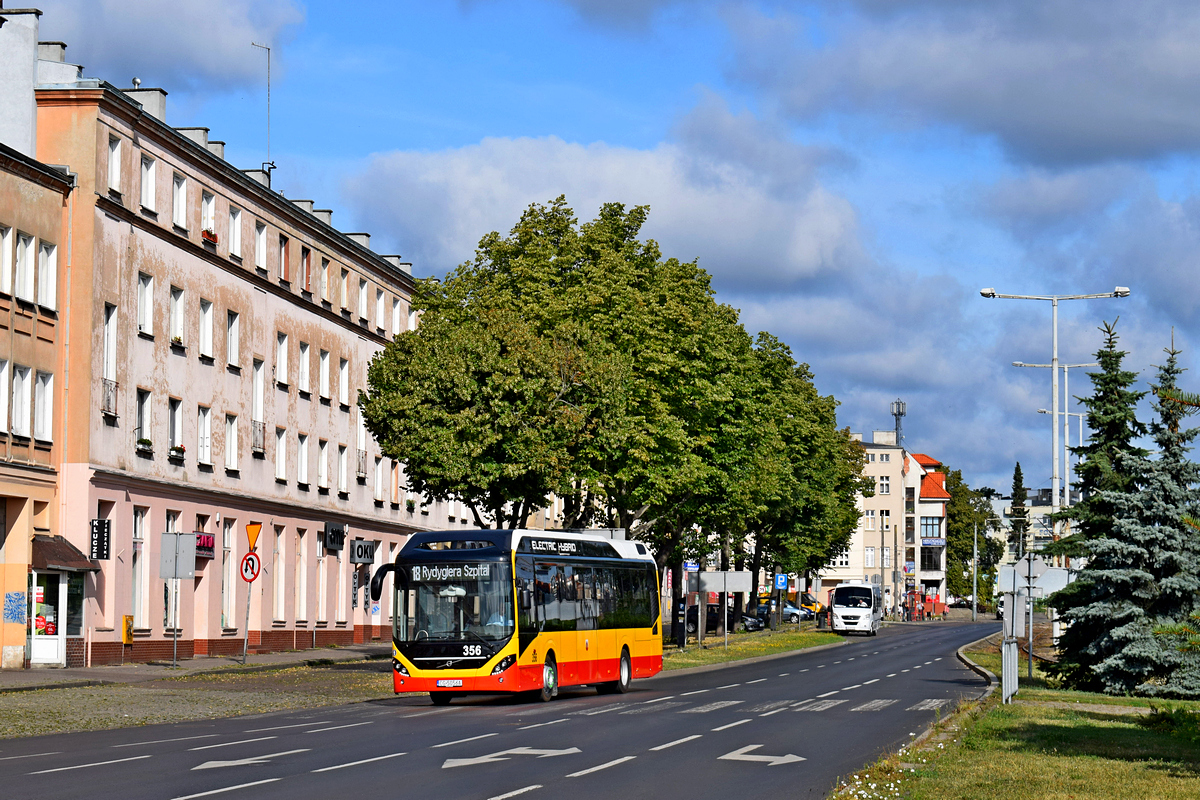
[597,567,616,630]
[646,564,660,626]
[578,567,598,631]
[558,565,579,632]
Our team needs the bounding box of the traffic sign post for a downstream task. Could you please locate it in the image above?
[159,531,196,668]
[241,525,262,665]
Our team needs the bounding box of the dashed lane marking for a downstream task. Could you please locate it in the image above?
[712,719,752,731]
[907,699,951,711]
[433,733,498,748]
[901,669,910,673]
[487,786,542,800]
[312,752,407,772]
[0,752,61,761]
[245,722,331,733]
[747,678,767,684]
[863,679,879,685]
[792,699,847,712]
[642,695,677,704]
[29,754,152,775]
[171,779,280,800]
[519,719,567,730]
[851,699,899,712]
[816,690,839,698]
[842,685,862,691]
[650,735,702,751]
[307,722,374,733]
[114,735,219,748]
[717,683,742,689]
[568,705,623,716]
[566,756,636,777]
[681,701,745,713]
[189,737,276,751]
[759,708,789,717]
[682,689,709,696]
[778,673,789,677]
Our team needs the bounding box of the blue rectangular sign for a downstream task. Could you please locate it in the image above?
[774,573,787,590]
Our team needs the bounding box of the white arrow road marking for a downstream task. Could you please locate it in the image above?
[442,746,581,769]
[719,745,806,766]
[191,748,310,771]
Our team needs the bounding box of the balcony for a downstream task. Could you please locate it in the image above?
[356,448,367,479]
[251,420,265,455]
[101,378,118,417]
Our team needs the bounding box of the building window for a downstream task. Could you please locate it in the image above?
[169,286,183,343]
[197,405,212,464]
[358,278,368,319]
[33,371,52,441]
[275,427,287,480]
[0,360,9,431]
[276,332,289,385]
[228,206,242,257]
[865,547,876,569]
[832,551,850,568]
[254,222,267,270]
[272,526,285,621]
[108,137,122,193]
[140,156,156,211]
[920,547,942,573]
[11,365,30,437]
[880,453,891,463]
[37,242,56,309]
[252,360,264,423]
[14,233,33,301]
[391,298,401,336]
[168,397,182,449]
[294,529,307,621]
[883,547,892,569]
[320,257,330,302]
[863,509,875,530]
[319,350,330,398]
[337,444,348,493]
[318,439,329,488]
[132,506,148,628]
[300,246,311,292]
[103,304,117,380]
[298,342,310,393]
[199,299,213,357]
[0,225,11,292]
[340,268,349,309]
[335,549,346,622]
[373,456,384,501]
[391,460,401,504]
[278,234,290,282]
[135,388,150,444]
[878,476,890,495]
[408,306,417,331]
[338,358,349,406]
[172,174,187,229]
[201,191,215,234]
[868,453,875,462]
[298,433,309,484]
[225,413,238,470]
[226,310,239,366]
[921,517,941,539]
[316,543,327,623]
[221,519,235,628]
[136,272,153,334]
[880,509,891,531]
[164,510,181,628]
[375,288,385,329]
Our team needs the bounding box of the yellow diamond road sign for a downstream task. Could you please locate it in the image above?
[246,522,262,552]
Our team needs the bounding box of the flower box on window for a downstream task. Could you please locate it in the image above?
[201,229,219,244]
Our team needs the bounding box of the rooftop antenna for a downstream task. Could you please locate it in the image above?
[132,77,141,89]
[251,42,273,173]
[890,398,906,448]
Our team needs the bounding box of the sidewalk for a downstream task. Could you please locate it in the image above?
[0,642,392,693]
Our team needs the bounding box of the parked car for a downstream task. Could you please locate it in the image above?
[753,601,810,625]
[685,603,743,634]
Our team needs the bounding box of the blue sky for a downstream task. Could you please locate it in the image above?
[38,0,1200,494]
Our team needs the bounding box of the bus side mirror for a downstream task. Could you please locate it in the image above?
[519,588,532,611]
[371,564,395,602]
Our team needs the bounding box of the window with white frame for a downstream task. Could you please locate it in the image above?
[868,453,875,462]
[228,206,242,257]
[375,288,384,329]
[880,453,891,463]
[880,509,891,530]
[14,233,33,301]
[103,305,116,380]
[832,551,850,568]
[272,526,285,621]
[357,413,367,452]
[298,342,310,393]
[318,439,329,487]
[294,529,307,621]
[255,221,266,269]
[316,538,327,622]
[391,460,400,504]
[320,257,330,301]
[318,350,330,398]
[278,234,290,282]
[221,519,235,628]
[164,510,181,628]
[108,137,121,193]
[0,360,10,431]
[338,358,349,406]
[358,278,368,319]
[11,365,30,437]
[863,509,876,530]
[136,272,153,334]
[883,547,892,569]
[337,444,348,493]
[201,191,214,234]
[172,173,187,229]
[865,546,876,568]
[275,427,286,480]
[226,310,239,366]
[300,246,311,292]
[879,475,890,495]
[198,299,213,357]
[168,397,182,450]
[225,413,238,470]
[132,506,148,627]
[340,268,349,308]
[33,371,52,441]
[37,242,55,309]
[276,332,288,385]
[135,388,150,444]
[169,286,183,343]
[391,297,401,336]
[252,360,264,423]
[0,225,11,293]
[298,433,309,484]
[197,405,212,464]
[140,155,156,211]
[407,306,417,331]
[335,549,346,622]
[373,456,384,501]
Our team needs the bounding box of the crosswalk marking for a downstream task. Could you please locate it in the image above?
[568,705,624,716]
[907,699,950,711]
[622,702,685,714]
[851,699,898,712]
[681,701,744,714]
[792,699,847,712]
[748,700,793,713]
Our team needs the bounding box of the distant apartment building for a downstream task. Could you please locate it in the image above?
[0,8,477,667]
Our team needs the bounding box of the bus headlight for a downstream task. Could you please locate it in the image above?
[491,655,516,675]
[393,658,409,677]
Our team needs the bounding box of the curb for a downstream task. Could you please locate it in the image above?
[0,679,112,695]
[650,638,847,680]
[956,633,999,701]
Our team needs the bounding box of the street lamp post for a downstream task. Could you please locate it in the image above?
[982,287,1128,546]
[1017,361,1098,519]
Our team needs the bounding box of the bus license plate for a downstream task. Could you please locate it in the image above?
[436,679,463,688]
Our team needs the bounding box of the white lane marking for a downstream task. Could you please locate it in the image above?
[717,683,741,689]
[642,695,677,704]
[851,699,899,712]
[190,737,277,751]
[848,657,855,661]
[887,673,897,677]
[759,708,789,717]
[864,679,879,685]
[746,678,767,684]
[748,700,793,713]
[566,756,636,777]
[312,752,407,772]
[487,786,542,800]
[0,751,61,760]
[519,719,567,730]
[901,669,910,673]
[681,701,744,713]
[405,708,460,719]
[681,689,709,696]
[307,721,374,733]
[432,733,498,748]
[817,665,825,669]
[935,657,943,661]
[443,747,581,769]
[913,666,922,670]
[622,702,685,714]
[792,699,847,711]
[712,719,752,731]
[842,684,862,691]
[907,699,951,711]
[816,690,839,698]
[192,749,310,771]
[650,735,702,751]
[778,673,789,677]
[171,779,281,800]
[29,754,152,774]
[114,735,219,748]
[925,661,933,665]
[245,722,332,733]
[568,705,623,716]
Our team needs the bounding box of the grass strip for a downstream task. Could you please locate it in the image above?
[662,628,841,671]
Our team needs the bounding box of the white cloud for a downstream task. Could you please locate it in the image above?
[37,0,305,92]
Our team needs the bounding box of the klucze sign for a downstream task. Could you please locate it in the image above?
[412,563,493,582]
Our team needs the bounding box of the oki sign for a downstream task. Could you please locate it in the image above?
[349,539,376,565]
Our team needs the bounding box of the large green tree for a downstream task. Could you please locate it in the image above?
[1009,463,1029,559]
[944,469,1004,601]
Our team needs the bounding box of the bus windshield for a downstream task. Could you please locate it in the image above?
[403,561,514,642]
[833,586,873,609]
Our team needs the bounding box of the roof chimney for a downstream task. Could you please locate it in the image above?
[206,140,225,159]
[242,169,270,188]
[345,232,370,248]
[37,41,66,62]
[176,127,208,148]
[312,209,333,225]
[381,255,412,275]
[292,199,314,213]
[124,87,168,121]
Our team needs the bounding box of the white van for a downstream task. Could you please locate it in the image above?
[831,581,882,636]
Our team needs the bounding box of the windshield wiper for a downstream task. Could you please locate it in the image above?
[462,629,495,652]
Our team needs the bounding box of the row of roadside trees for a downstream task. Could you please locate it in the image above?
[359,198,872,615]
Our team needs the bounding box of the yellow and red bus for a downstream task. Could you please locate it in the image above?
[370,529,663,704]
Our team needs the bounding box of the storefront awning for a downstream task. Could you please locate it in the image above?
[31,534,100,573]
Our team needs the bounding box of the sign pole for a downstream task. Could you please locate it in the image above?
[243,523,262,665]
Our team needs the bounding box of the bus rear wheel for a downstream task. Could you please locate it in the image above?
[599,649,632,694]
[539,656,558,702]
[430,692,453,706]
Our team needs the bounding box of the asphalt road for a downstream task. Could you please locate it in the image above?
[1,622,997,800]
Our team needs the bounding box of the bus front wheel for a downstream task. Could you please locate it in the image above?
[539,655,558,702]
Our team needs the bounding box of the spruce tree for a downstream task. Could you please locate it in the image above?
[1046,321,1148,691]
[1009,463,1029,559]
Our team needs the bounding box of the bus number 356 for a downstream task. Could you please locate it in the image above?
[463,644,483,656]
